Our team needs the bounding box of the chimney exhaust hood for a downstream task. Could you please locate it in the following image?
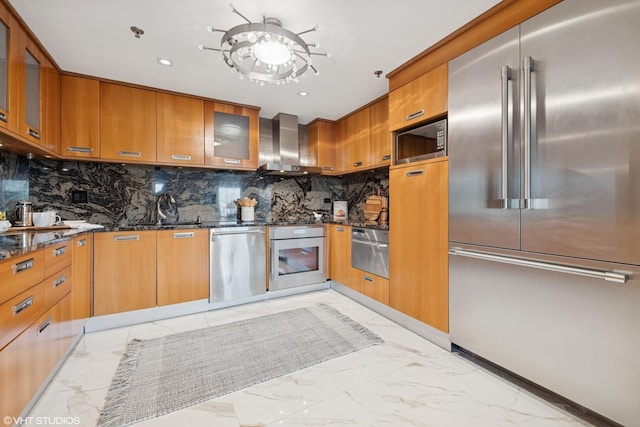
[259,113,322,176]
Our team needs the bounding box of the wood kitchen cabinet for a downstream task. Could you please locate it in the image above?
[61,75,101,158]
[100,82,157,163]
[43,56,60,153]
[307,119,337,174]
[329,224,353,286]
[157,229,209,305]
[389,63,448,131]
[343,107,371,172]
[389,158,448,332]
[157,93,205,166]
[369,95,391,167]
[354,270,389,305]
[93,231,157,315]
[204,101,259,170]
[71,233,92,335]
[18,33,47,145]
[0,4,20,134]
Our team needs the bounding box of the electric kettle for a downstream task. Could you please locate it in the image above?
[14,200,33,226]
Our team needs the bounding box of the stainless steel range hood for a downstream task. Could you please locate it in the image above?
[259,113,322,176]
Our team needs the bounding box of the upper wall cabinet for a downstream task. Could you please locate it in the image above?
[157,93,205,166]
[204,101,259,170]
[341,107,371,173]
[369,95,390,167]
[61,75,100,158]
[18,35,46,145]
[100,82,157,163]
[307,119,336,174]
[389,63,448,131]
[0,4,19,134]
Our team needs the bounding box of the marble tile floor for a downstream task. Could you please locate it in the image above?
[29,290,601,426]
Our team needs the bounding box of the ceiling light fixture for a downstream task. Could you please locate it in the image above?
[298,91,309,97]
[199,3,330,86]
[157,57,173,66]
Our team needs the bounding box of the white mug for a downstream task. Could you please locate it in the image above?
[33,211,61,227]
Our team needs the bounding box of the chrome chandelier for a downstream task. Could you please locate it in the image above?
[199,4,330,85]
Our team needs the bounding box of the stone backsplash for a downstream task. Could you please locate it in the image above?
[0,150,389,225]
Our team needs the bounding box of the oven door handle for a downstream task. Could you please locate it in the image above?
[352,239,388,249]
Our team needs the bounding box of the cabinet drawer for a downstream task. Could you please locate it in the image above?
[358,270,390,305]
[44,241,72,277]
[0,250,45,305]
[44,265,72,310]
[0,282,45,350]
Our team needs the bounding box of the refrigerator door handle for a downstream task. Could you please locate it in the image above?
[523,56,534,209]
[449,247,628,284]
[500,65,511,209]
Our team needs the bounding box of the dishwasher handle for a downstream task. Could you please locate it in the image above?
[352,239,388,249]
[211,228,265,238]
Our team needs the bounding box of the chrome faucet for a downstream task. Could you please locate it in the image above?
[156,193,176,225]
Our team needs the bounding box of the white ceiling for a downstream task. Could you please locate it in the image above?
[8,0,501,124]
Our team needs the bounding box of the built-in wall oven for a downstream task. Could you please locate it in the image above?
[268,225,326,291]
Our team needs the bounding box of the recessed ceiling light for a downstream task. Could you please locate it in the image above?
[298,91,309,97]
[157,57,173,66]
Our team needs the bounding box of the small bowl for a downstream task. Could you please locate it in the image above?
[312,212,323,221]
[0,220,12,233]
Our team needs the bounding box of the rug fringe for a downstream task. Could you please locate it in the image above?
[96,338,143,427]
[316,303,384,345]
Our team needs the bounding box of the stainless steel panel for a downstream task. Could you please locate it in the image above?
[269,236,326,290]
[519,0,640,265]
[351,227,389,279]
[448,27,521,250]
[449,247,640,427]
[210,226,266,303]
[269,224,325,240]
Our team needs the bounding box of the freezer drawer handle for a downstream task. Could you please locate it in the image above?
[449,248,628,284]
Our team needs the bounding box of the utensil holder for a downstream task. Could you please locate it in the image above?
[241,207,255,222]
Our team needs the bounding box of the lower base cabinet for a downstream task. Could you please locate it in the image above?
[93,231,157,316]
[355,271,389,305]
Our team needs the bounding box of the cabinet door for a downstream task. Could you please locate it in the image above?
[19,36,46,144]
[335,118,348,173]
[157,93,205,165]
[61,75,100,158]
[157,229,209,305]
[93,231,157,315]
[389,63,448,131]
[358,270,389,305]
[329,225,362,291]
[0,5,19,133]
[42,56,60,153]
[100,82,157,162]
[389,158,448,332]
[369,96,391,167]
[307,119,336,174]
[345,108,371,172]
[0,317,35,419]
[204,101,259,170]
[71,234,91,336]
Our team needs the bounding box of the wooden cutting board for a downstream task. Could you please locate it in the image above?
[364,191,388,221]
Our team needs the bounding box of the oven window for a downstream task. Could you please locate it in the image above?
[277,246,319,276]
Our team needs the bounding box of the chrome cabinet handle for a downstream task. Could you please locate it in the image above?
[173,232,194,239]
[114,235,139,241]
[322,166,334,171]
[53,246,67,257]
[353,161,363,167]
[406,169,424,177]
[336,227,345,232]
[67,147,94,153]
[0,111,6,122]
[449,248,628,284]
[171,154,192,161]
[28,128,40,139]
[406,109,424,121]
[118,151,141,157]
[53,275,66,288]
[12,258,34,275]
[37,316,53,336]
[13,295,34,316]
[523,56,534,210]
[224,159,241,165]
[500,65,511,209]
[382,154,391,161]
[77,238,87,247]
[353,239,388,249]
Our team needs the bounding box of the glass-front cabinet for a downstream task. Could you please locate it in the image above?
[20,37,45,144]
[204,101,259,170]
[0,3,19,133]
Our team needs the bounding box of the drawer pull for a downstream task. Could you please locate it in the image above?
[382,154,391,161]
[353,161,363,167]
[322,166,334,171]
[224,159,241,165]
[114,235,139,241]
[118,150,141,157]
[406,169,424,177]
[12,258,34,275]
[77,238,87,247]
[362,275,374,283]
[171,154,192,161]
[336,227,345,232]
[28,128,40,139]
[13,295,34,316]
[53,275,66,288]
[37,316,53,336]
[0,111,7,122]
[173,232,195,239]
[406,109,424,121]
[53,246,67,257]
[67,146,94,153]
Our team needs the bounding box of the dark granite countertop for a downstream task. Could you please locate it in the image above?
[104,219,389,231]
[0,228,89,261]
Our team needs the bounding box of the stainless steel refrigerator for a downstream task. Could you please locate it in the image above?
[448,1,640,425]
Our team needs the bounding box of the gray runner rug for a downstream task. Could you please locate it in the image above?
[97,303,383,426]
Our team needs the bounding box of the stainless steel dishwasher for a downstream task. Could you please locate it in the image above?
[210,226,266,303]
